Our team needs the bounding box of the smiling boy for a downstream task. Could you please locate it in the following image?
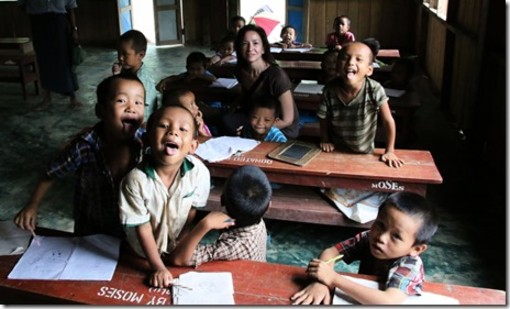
[119,105,210,288]
[14,73,145,237]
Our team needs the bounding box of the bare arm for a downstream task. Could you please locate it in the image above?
[274,90,295,130]
[378,102,404,168]
[308,259,408,304]
[67,8,78,43]
[319,118,335,152]
[135,223,173,288]
[169,211,234,266]
[14,175,54,231]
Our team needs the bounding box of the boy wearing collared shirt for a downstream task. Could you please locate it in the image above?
[119,105,210,288]
[169,165,270,267]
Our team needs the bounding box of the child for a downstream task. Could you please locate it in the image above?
[112,29,157,123]
[209,34,237,66]
[318,42,403,168]
[319,49,339,85]
[228,15,246,36]
[291,191,438,305]
[384,57,416,91]
[14,73,146,238]
[325,15,355,51]
[169,165,270,267]
[162,89,212,137]
[156,51,217,93]
[273,25,312,49]
[119,105,210,288]
[241,96,287,142]
[361,37,387,69]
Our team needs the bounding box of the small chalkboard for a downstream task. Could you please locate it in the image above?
[267,140,321,166]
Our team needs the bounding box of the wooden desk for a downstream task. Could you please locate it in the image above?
[200,141,442,196]
[271,48,400,62]
[0,52,40,100]
[0,237,504,305]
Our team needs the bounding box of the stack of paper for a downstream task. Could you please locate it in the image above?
[210,77,239,89]
[195,136,259,162]
[0,220,32,255]
[173,272,235,305]
[333,276,459,305]
[384,88,406,98]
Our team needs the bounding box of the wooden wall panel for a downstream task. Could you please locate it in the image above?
[75,0,119,48]
[424,17,445,92]
[307,0,416,51]
[0,3,31,38]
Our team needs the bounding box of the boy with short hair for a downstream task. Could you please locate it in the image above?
[241,96,287,142]
[156,51,217,93]
[318,41,403,168]
[209,34,237,66]
[119,105,210,288]
[291,191,438,305]
[319,49,339,85]
[113,29,157,123]
[273,25,312,49]
[14,73,146,237]
[169,165,270,267]
[325,15,355,51]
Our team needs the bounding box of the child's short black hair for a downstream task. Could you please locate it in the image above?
[249,95,281,118]
[361,37,381,58]
[380,192,438,245]
[222,165,271,228]
[280,25,296,37]
[219,34,236,47]
[96,73,144,107]
[229,15,246,27]
[161,88,192,107]
[119,29,147,54]
[186,51,208,68]
[146,105,198,138]
[334,15,351,28]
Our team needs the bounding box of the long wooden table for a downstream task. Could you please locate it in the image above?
[0,232,504,305]
[271,48,401,62]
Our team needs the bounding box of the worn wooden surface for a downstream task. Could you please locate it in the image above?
[0,237,505,305]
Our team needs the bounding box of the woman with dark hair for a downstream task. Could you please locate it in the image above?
[222,24,299,139]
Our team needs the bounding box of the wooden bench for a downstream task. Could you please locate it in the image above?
[0,228,504,305]
[0,52,40,100]
[197,140,442,227]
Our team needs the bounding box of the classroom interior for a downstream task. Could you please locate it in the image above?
[0,0,506,294]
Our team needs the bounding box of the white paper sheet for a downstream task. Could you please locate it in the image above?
[0,220,32,256]
[8,234,120,281]
[195,136,259,162]
[384,88,406,98]
[172,272,235,305]
[333,276,460,305]
[294,82,324,95]
[282,47,313,53]
[210,77,239,89]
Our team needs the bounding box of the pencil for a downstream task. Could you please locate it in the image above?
[30,228,40,246]
[325,254,344,264]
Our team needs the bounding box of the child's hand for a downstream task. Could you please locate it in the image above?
[306,258,337,287]
[320,142,335,152]
[290,281,332,305]
[203,211,235,230]
[112,62,121,75]
[149,268,173,288]
[235,125,243,136]
[380,152,405,168]
[13,204,38,231]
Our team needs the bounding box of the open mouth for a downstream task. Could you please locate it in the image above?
[164,141,179,156]
[121,118,139,131]
[345,68,356,80]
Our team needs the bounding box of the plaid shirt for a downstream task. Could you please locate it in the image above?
[335,231,424,295]
[46,122,144,237]
[190,219,267,267]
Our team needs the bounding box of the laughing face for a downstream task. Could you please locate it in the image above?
[369,205,425,260]
[100,78,145,140]
[240,30,265,64]
[249,106,276,138]
[337,42,374,86]
[149,106,198,167]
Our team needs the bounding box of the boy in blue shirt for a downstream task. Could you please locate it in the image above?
[241,96,287,143]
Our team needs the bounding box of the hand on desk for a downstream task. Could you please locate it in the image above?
[380,152,405,168]
[290,281,332,305]
[320,142,335,152]
[307,258,337,288]
[149,267,174,288]
[14,203,38,231]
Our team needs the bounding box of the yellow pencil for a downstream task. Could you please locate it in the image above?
[325,254,344,264]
